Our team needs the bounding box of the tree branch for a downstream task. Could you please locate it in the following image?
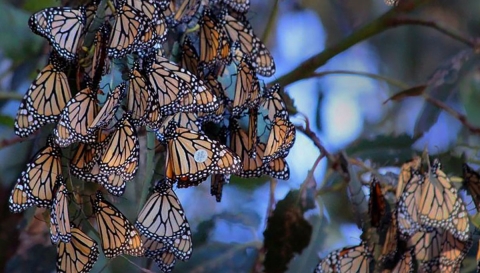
[388,17,475,47]
[270,0,450,88]
[423,93,480,134]
[307,70,410,89]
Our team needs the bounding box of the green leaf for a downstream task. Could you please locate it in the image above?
[459,68,480,127]
[346,134,420,164]
[0,115,14,127]
[0,3,43,61]
[414,50,480,136]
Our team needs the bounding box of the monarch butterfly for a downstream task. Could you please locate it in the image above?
[136,181,191,242]
[90,83,125,130]
[92,191,144,258]
[29,7,86,60]
[390,249,414,273]
[70,132,128,196]
[15,54,71,138]
[212,0,250,13]
[395,156,422,201]
[181,36,200,76]
[368,177,387,228]
[145,59,218,116]
[380,213,398,263]
[407,229,442,263]
[263,157,290,180]
[9,135,62,212]
[314,242,373,273]
[82,23,111,83]
[164,121,241,187]
[220,10,275,77]
[260,83,288,122]
[198,73,227,123]
[397,170,426,240]
[263,115,296,163]
[50,175,71,244]
[156,112,201,142]
[229,120,264,178]
[151,57,220,113]
[231,57,260,116]
[418,159,469,241]
[142,235,176,272]
[124,0,168,51]
[57,225,99,273]
[163,0,201,27]
[210,174,229,202]
[214,25,233,76]
[198,8,222,68]
[439,230,472,270]
[54,86,99,147]
[99,114,139,181]
[247,107,258,156]
[462,163,480,211]
[127,64,154,126]
[108,1,147,58]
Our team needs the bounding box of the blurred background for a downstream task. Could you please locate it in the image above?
[1,0,480,272]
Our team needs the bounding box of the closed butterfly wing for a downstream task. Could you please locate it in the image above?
[229,121,264,178]
[12,136,62,209]
[395,156,422,201]
[108,2,147,58]
[419,159,469,241]
[407,229,442,264]
[314,242,373,273]
[199,8,221,68]
[462,163,480,211]
[90,84,125,130]
[127,64,153,126]
[164,122,241,187]
[50,175,71,244]
[15,55,71,137]
[181,36,200,76]
[92,191,144,258]
[231,57,260,116]
[99,114,139,181]
[397,171,424,240]
[221,10,275,76]
[439,231,472,270]
[57,226,99,273]
[391,249,414,273]
[368,177,387,228]
[135,182,190,241]
[54,86,99,147]
[29,7,86,60]
[260,83,288,122]
[263,116,295,163]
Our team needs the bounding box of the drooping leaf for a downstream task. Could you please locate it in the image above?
[414,50,480,136]
[263,190,313,273]
[383,84,427,104]
[346,134,419,164]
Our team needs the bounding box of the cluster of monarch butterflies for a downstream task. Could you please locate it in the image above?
[314,157,480,273]
[9,0,295,272]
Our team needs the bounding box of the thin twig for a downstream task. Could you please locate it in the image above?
[0,135,32,149]
[261,0,279,44]
[296,113,330,159]
[387,17,475,47]
[307,70,410,90]
[423,93,480,134]
[0,92,22,101]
